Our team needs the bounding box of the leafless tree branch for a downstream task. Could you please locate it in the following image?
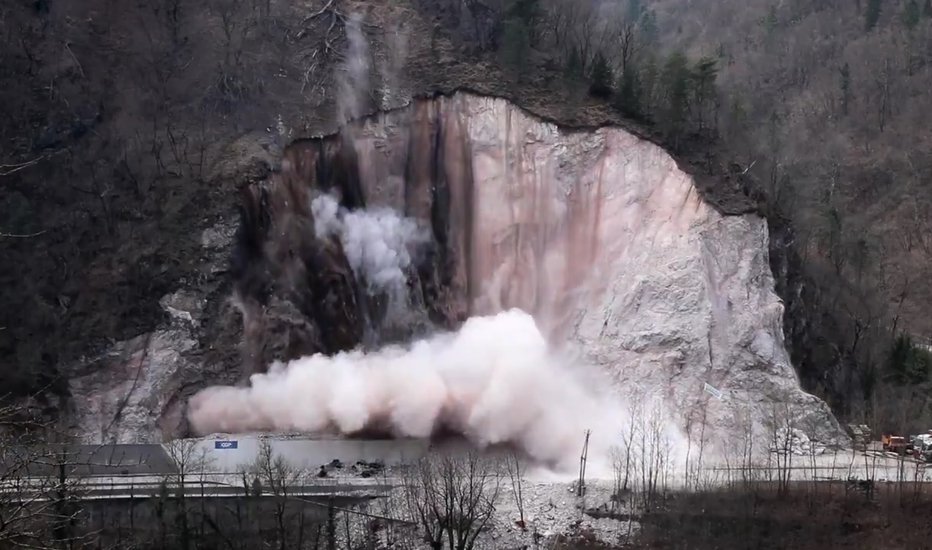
[0,231,45,239]
[0,156,45,177]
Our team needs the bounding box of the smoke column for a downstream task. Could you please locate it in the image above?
[311,193,429,298]
[188,309,626,467]
[337,13,370,124]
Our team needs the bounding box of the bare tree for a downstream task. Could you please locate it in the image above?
[504,451,526,530]
[368,469,421,550]
[162,438,212,550]
[402,451,502,550]
[0,402,48,547]
[683,395,712,491]
[615,396,644,496]
[636,404,673,511]
[765,400,797,497]
[617,20,640,74]
[249,438,308,550]
[613,400,672,514]
[0,401,91,549]
[539,0,628,70]
[0,155,46,177]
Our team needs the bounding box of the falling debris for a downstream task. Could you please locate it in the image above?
[188,309,632,467]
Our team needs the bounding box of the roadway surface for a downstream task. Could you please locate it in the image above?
[1,471,402,502]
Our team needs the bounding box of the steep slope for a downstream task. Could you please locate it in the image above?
[67,92,842,446]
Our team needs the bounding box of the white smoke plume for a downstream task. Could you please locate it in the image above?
[187,309,627,467]
[311,193,429,295]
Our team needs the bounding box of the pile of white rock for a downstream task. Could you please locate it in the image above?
[480,479,636,549]
[770,427,826,456]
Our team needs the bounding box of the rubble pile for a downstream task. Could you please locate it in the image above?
[482,479,635,549]
[320,462,634,549]
[313,458,387,479]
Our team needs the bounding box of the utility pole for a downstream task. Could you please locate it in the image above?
[327,496,336,550]
[577,429,591,497]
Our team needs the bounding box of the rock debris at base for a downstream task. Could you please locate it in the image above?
[482,479,635,549]
[324,462,634,549]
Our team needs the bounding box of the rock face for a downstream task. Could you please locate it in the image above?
[66,221,242,443]
[66,92,843,445]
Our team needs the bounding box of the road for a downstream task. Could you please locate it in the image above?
[6,445,930,505]
[1,471,403,502]
[705,448,932,484]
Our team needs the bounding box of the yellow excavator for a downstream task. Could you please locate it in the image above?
[881,434,909,454]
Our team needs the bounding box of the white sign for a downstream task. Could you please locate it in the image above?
[703,383,723,400]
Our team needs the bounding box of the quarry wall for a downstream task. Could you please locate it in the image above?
[66,92,844,450]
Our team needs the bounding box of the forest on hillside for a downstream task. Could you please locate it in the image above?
[453,0,932,430]
[2,0,932,433]
[0,0,354,402]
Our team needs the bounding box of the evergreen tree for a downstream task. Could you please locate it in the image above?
[903,0,921,28]
[767,111,781,154]
[825,206,844,273]
[695,57,718,84]
[660,51,692,147]
[839,62,851,116]
[616,66,642,119]
[640,9,658,43]
[727,93,748,140]
[564,46,584,80]
[639,54,659,118]
[626,0,645,23]
[506,0,541,46]
[888,334,932,385]
[588,51,614,98]
[501,17,531,79]
[865,0,882,31]
[763,5,778,33]
[507,0,541,23]
[691,56,719,131]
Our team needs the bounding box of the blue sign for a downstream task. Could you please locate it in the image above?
[215,440,238,450]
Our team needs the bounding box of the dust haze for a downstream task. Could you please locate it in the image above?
[311,192,429,297]
[188,310,639,468]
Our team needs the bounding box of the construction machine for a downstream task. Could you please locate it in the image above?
[882,434,910,454]
[911,434,932,462]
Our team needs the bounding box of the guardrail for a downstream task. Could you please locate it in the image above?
[0,472,404,502]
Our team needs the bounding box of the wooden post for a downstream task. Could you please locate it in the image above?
[578,430,591,497]
[327,496,336,550]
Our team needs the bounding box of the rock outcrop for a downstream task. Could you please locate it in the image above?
[67,92,843,446]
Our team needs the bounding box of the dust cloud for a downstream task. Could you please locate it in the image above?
[311,193,429,297]
[190,18,687,470]
[188,309,628,467]
[336,13,370,124]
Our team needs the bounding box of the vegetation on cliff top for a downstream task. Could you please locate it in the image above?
[473,0,932,433]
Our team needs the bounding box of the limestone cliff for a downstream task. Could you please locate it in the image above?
[66,92,842,445]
